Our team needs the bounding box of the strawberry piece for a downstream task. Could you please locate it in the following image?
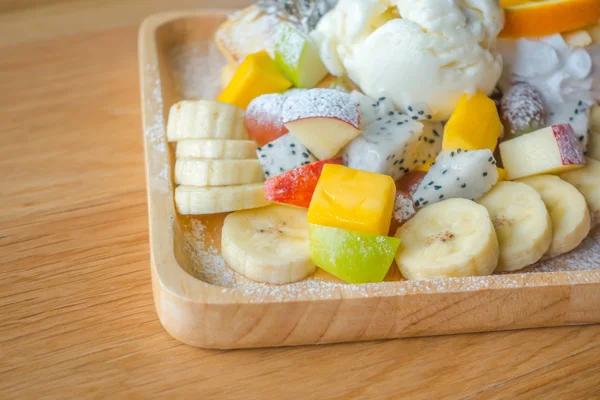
[389,189,416,236]
[264,158,344,208]
[395,170,427,196]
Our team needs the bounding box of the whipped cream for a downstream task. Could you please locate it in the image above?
[497,35,600,105]
[311,0,504,120]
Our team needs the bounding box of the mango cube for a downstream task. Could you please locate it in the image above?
[217,51,292,109]
[497,167,507,181]
[307,164,395,235]
[442,91,503,152]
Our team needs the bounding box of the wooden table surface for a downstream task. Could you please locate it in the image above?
[1,1,599,398]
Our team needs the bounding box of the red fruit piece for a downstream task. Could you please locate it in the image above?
[389,190,416,236]
[245,94,288,146]
[264,158,344,208]
[395,170,426,196]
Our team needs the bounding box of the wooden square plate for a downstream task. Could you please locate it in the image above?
[139,10,600,349]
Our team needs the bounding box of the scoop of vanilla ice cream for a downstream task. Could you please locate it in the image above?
[311,0,504,120]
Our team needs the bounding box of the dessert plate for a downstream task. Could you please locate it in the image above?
[139,10,600,349]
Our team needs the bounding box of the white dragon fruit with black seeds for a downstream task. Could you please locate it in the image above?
[547,99,591,154]
[351,91,395,126]
[411,121,444,168]
[343,111,424,180]
[256,133,317,178]
[413,149,499,207]
[406,103,434,122]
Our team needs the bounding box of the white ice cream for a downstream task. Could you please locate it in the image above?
[311,0,504,120]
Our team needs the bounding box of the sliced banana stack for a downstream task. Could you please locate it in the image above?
[560,157,600,228]
[176,139,257,159]
[221,205,316,284]
[174,159,263,187]
[176,184,267,215]
[167,100,249,141]
[167,100,268,215]
[519,175,591,258]
[394,198,499,280]
[477,181,552,272]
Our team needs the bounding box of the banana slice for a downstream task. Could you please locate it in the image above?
[560,157,600,227]
[174,159,263,187]
[477,181,552,272]
[176,139,257,160]
[221,204,316,284]
[175,184,269,215]
[519,175,591,258]
[166,100,248,142]
[394,198,499,280]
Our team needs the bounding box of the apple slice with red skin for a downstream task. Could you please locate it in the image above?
[500,124,585,180]
[245,94,288,147]
[282,89,361,160]
[396,170,427,196]
[264,158,343,208]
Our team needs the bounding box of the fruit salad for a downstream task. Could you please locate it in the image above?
[166,0,600,285]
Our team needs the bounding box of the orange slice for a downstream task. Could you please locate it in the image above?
[500,0,600,38]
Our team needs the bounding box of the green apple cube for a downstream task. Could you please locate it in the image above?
[274,22,328,88]
[309,224,401,284]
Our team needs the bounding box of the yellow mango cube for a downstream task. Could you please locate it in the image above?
[497,167,507,181]
[217,51,292,109]
[308,164,395,235]
[442,91,503,152]
[416,159,434,172]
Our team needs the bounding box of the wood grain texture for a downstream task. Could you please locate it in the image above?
[1,2,600,398]
[0,0,252,47]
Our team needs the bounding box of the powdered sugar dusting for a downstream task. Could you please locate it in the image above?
[246,93,286,130]
[184,218,235,287]
[275,23,305,67]
[216,9,279,60]
[282,88,361,127]
[170,41,226,100]
[393,193,416,225]
[183,216,599,302]
[515,228,600,273]
[144,63,169,193]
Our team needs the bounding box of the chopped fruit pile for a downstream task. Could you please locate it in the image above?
[162,1,600,285]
